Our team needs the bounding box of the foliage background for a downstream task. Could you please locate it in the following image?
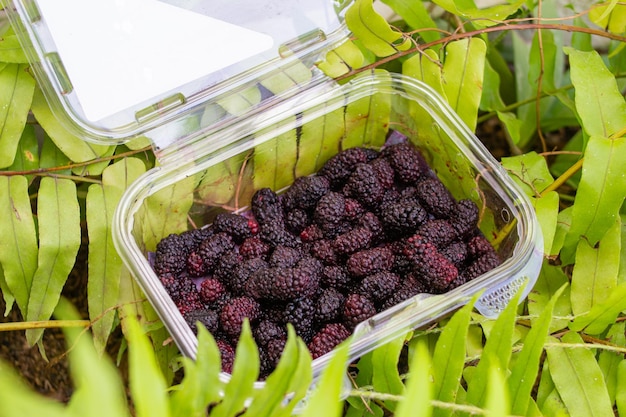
[1,0,626,416]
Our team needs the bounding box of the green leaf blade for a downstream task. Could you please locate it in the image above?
[126,312,171,417]
[566,136,626,253]
[26,177,81,345]
[0,176,38,316]
[442,38,487,132]
[211,321,260,417]
[509,283,567,415]
[0,64,35,168]
[432,300,475,417]
[546,331,613,417]
[371,333,406,411]
[564,47,626,138]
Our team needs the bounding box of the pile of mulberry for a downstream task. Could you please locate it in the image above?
[151,139,502,380]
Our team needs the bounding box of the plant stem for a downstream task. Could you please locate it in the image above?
[336,23,626,82]
[0,320,90,331]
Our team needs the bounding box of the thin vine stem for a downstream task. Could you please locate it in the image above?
[336,23,626,82]
[0,145,153,177]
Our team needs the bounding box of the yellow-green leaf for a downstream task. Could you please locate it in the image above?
[564,48,626,138]
[0,64,35,168]
[346,0,412,57]
[126,311,171,417]
[0,176,37,316]
[87,158,146,355]
[26,177,81,345]
[569,218,621,316]
[395,338,432,417]
[546,331,613,417]
[442,38,486,132]
[211,321,259,417]
[31,86,112,163]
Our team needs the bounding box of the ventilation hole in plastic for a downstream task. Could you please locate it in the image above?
[500,207,511,223]
[476,275,528,316]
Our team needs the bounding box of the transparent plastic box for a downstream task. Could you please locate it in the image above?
[3,0,543,398]
[113,71,543,388]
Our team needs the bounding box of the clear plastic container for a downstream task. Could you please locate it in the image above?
[112,70,543,389]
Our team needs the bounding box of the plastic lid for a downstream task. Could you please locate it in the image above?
[6,0,346,144]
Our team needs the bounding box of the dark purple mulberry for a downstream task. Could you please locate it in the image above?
[333,227,373,255]
[314,192,347,228]
[310,239,340,265]
[358,271,400,302]
[449,199,480,238]
[213,252,243,282]
[467,234,497,258]
[281,175,330,211]
[154,233,188,276]
[239,236,271,260]
[251,188,284,224]
[440,241,468,267]
[216,338,235,373]
[283,297,316,342]
[196,232,236,274]
[247,261,321,301]
[308,323,351,359]
[404,234,458,292]
[285,208,311,234]
[269,245,304,268]
[175,291,203,317]
[319,147,379,187]
[343,163,384,208]
[160,273,196,303]
[462,251,501,281]
[315,287,346,323]
[383,142,425,183]
[259,222,299,248]
[184,308,219,334]
[380,200,428,236]
[227,257,269,295]
[179,227,214,252]
[343,293,377,329]
[416,219,457,248]
[415,178,456,218]
[260,338,287,378]
[347,247,394,278]
[322,265,352,291]
[213,213,259,242]
[199,278,228,305]
[370,157,396,189]
[254,319,287,348]
[344,198,366,221]
[380,274,429,311]
[300,224,325,242]
[358,212,384,240]
[220,296,261,339]
[186,251,206,277]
